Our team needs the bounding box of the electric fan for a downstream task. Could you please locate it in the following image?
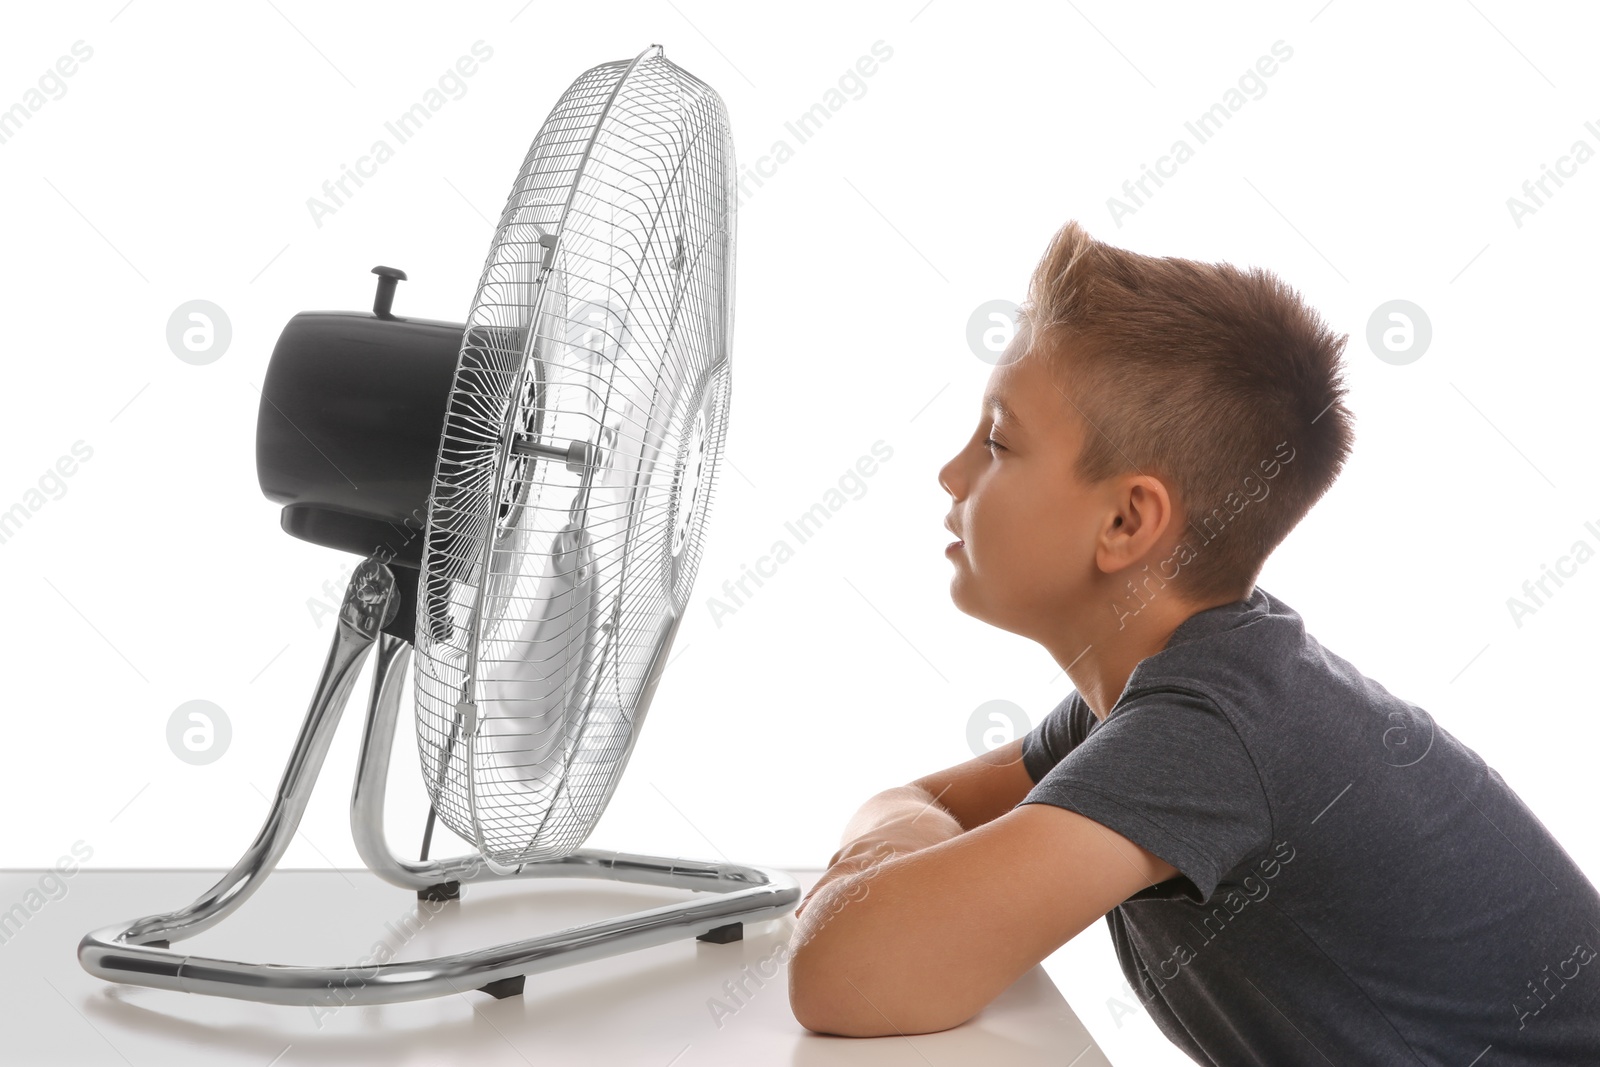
[78,44,798,1006]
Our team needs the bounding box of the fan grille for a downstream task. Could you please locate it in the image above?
[413,48,735,865]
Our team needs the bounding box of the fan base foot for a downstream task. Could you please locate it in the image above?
[417,881,461,902]
[696,921,743,944]
[478,974,525,999]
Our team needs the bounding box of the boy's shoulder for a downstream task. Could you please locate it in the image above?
[1126,579,1363,739]
[1139,583,1304,676]
[1109,583,1438,799]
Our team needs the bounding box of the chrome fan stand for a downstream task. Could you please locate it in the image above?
[78,558,799,1006]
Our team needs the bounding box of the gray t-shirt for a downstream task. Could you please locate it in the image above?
[1019,585,1600,1065]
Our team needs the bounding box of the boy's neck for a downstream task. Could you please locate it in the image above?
[1049,587,1244,721]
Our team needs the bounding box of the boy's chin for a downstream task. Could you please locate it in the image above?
[946,578,996,624]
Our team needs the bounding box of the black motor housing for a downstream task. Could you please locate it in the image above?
[255,267,462,644]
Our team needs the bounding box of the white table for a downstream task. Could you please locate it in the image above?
[0,867,1113,1065]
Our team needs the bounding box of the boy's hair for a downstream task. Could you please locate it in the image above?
[1020,219,1355,605]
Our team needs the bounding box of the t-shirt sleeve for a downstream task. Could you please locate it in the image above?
[1020,691,1087,784]
[1019,685,1272,905]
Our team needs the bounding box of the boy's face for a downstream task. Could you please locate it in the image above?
[938,328,1121,637]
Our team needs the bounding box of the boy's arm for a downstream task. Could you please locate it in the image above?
[909,736,1038,831]
[795,786,963,918]
[835,785,963,859]
[796,738,1038,916]
[787,801,1178,1037]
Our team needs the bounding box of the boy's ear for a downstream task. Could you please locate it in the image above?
[1098,476,1176,567]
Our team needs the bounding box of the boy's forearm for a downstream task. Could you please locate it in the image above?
[832,785,963,863]
[792,785,964,931]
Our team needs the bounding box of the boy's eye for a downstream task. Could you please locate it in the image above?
[983,436,1005,452]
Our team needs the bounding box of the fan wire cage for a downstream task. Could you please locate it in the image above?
[416,47,735,867]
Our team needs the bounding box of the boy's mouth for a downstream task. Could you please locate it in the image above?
[944,517,964,555]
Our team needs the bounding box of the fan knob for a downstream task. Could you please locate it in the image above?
[371,265,408,319]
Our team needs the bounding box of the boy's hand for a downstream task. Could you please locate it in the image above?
[794,841,896,919]
[795,812,963,919]
[793,786,965,920]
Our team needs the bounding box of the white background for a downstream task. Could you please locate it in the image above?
[2,1,1597,1062]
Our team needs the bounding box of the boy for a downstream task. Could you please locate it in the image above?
[786,220,1600,1064]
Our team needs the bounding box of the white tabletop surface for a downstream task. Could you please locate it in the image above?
[0,867,1113,1066]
